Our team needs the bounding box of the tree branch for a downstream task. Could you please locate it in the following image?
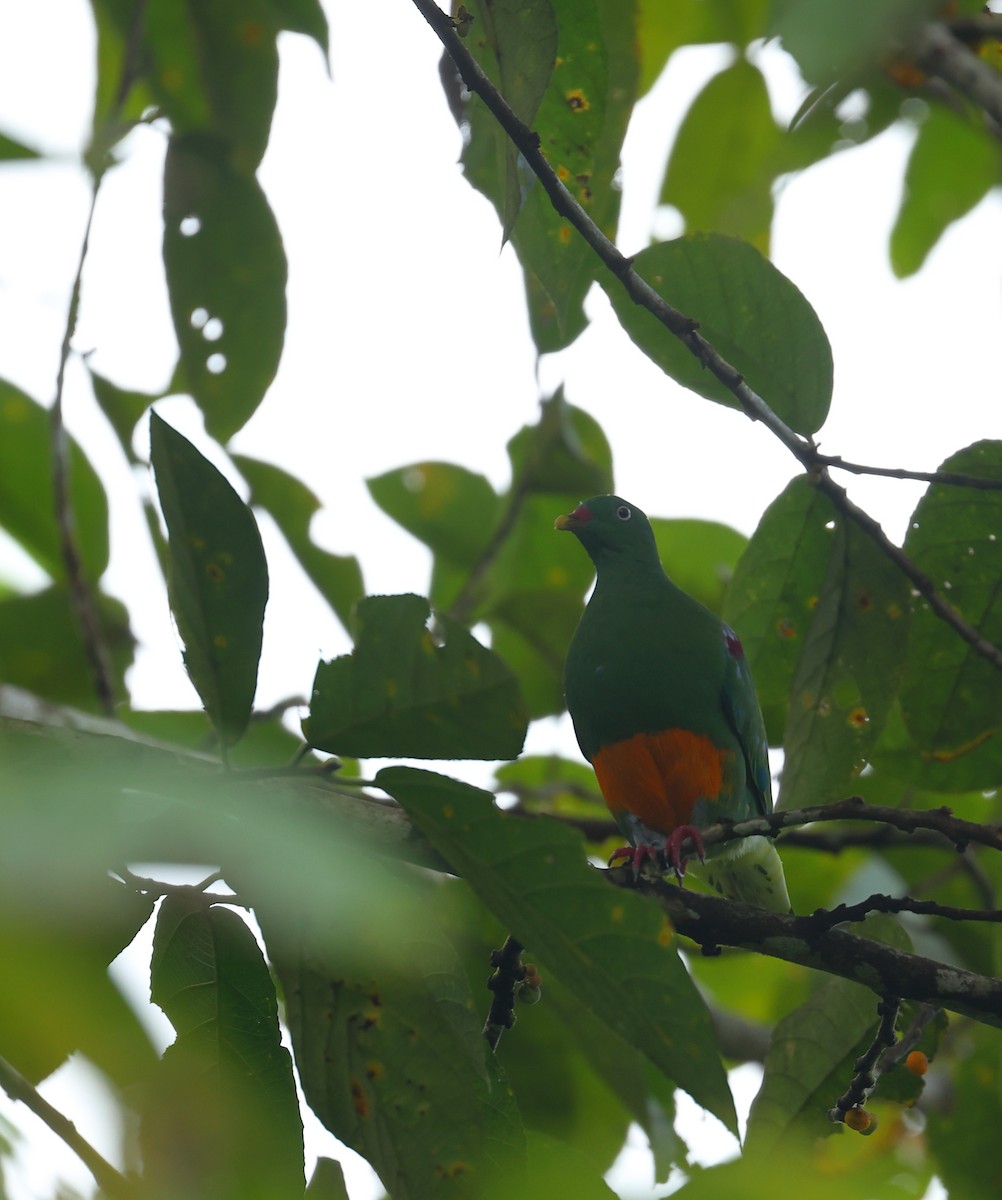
[0,1054,137,1199]
[913,19,1002,128]
[814,453,1002,490]
[408,0,1002,675]
[615,872,1002,1029]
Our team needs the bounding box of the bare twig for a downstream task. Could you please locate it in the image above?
[409,0,1002,675]
[0,1054,138,1199]
[828,996,900,1127]
[914,19,1002,128]
[815,453,1002,490]
[807,891,1002,931]
[51,181,118,715]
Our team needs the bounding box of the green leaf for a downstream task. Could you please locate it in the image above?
[780,513,911,809]
[260,872,525,1200]
[928,1024,1002,1198]
[898,441,1002,778]
[891,107,999,278]
[163,133,287,440]
[768,0,941,86]
[146,894,304,1200]
[636,0,770,94]
[305,1159,350,1200]
[603,234,833,436]
[523,1131,619,1198]
[458,0,636,351]
[118,705,306,768]
[723,478,837,741]
[652,517,748,616]
[0,378,110,580]
[304,594,528,759]
[150,411,269,745]
[0,130,41,160]
[88,365,164,464]
[367,462,501,578]
[271,0,330,56]
[379,765,737,1133]
[0,585,133,710]
[234,453,364,634]
[659,60,779,249]
[506,391,613,498]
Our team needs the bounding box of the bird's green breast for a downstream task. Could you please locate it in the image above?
[564,569,738,762]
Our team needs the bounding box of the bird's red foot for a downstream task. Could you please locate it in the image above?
[666,824,706,879]
[609,844,662,880]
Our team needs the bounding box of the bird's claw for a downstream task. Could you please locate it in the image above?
[609,843,661,881]
[666,824,706,879]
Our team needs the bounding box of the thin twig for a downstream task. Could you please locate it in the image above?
[51,180,118,715]
[409,0,1002,675]
[808,891,1002,931]
[0,1054,138,1199]
[828,996,900,1126]
[816,454,1002,490]
[449,475,533,625]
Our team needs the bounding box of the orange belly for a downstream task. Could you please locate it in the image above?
[591,728,731,835]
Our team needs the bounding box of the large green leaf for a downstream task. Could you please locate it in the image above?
[163,134,287,440]
[636,0,769,94]
[150,411,269,745]
[652,517,747,617]
[891,107,998,278]
[0,378,109,580]
[260,872,526,1200]
[378,766,737,1133]
[660,59,779,249]
[305,593,528,759]
[723,478,837,741]
[780,514,911,810]
[0,585,133,710]
[898,441,1002,778]
[146,894,304,1200]
[234,452,364,634]
[603,235,833,436]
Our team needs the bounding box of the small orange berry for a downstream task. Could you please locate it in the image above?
[844,1107,874,1133]
[906,1050,929,1076]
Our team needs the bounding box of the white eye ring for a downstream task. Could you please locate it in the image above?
[616,505,632,521]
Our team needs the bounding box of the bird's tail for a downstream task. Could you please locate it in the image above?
[690,835,791,913]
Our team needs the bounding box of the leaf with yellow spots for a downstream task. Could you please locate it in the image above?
[305,593,527,759]
[150,412,269,746]
[379,765,736,1133]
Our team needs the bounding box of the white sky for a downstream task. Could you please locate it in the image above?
[0,0,995,1196]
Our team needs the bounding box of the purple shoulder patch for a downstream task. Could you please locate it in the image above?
[723,624,744,659]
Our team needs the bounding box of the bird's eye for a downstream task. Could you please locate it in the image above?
[616,505,632,521]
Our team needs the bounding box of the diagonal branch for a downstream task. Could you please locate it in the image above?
[409,0,1002,674]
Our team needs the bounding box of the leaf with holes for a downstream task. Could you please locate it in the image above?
[304,593,527,759]
[163,134,287,441]
[603,234,833,436]
[150,412,268,745]
[379,765,737,1134]
[899,440,1002,776]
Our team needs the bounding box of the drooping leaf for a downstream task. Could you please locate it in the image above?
[146,894,304,1200]
[898,441,1002,780]
[260,872,526,1200]
[603,234,833,436]
[234,452,364,633]
[163,133,287,440]
[0,585,133,710]
[723,478,837,741]
[659,59,780,249]
[780,513,911,809]
[891,107,998,278]
[0,378,110,580]
[304,593,528,759]
[150,411,269,745]
[378,765,737,1133]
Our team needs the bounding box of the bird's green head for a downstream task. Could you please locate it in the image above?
[554,494,660,570]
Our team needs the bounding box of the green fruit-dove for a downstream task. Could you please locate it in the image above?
[556,495,790,912]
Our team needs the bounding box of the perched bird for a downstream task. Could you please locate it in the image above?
[555,494,790,912]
